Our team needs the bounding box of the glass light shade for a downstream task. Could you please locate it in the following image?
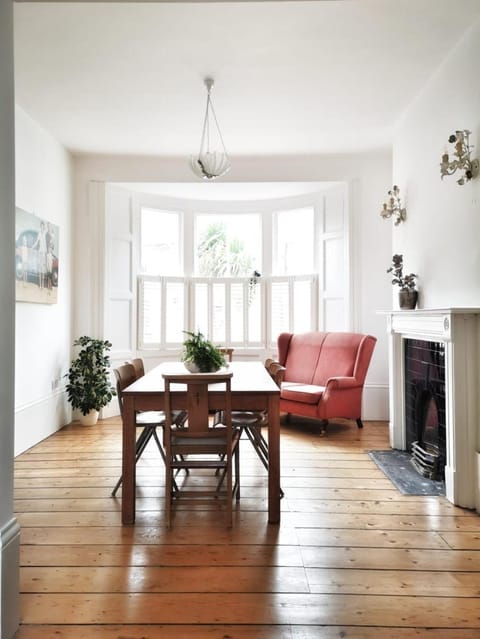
[189,151,231,180]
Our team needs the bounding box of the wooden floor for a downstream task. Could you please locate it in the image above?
[14,415,480,638]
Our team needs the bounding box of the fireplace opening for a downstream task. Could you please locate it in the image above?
[420,391,440,453]
[410,388,445,480]
[404,339,446,481]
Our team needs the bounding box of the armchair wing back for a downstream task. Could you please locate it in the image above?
[277,331,377,431]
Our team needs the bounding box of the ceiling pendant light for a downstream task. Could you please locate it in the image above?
[189,77,231,180]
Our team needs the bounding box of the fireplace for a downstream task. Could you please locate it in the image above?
[385,309,480,511]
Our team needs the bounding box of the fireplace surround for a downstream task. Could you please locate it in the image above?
[385,309,480,511]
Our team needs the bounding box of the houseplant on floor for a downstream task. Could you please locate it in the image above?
[65,336,116,425]
[387,254,418,309]
[182,330,226,373]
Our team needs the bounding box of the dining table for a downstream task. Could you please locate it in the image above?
[120,360,281,525]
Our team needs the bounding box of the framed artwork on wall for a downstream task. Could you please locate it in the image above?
[15,207,59,304]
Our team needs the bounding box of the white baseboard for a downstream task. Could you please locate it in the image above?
[100,397,119,420]
[1,517,20,639]
[15,390,70,456]
[362,383,389,421]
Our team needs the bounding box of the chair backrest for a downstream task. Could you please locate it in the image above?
[218,347,234,362]
[113,363,137,417]
[264,358,275,372]
[163,371,233,438]
[130,358,145,379]
[266,361,286,387]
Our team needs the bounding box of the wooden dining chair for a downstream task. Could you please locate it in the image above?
[111,363,186,497]
[218,347,234,363]
[163,371,240,528]
[231,360,285,498]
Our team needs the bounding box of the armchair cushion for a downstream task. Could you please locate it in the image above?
[280,383,325,404]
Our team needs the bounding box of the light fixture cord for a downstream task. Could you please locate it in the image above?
[208,95,229,157]
[198,85,229,158]
[199,92,211,156]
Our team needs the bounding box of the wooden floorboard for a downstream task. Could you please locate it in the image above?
[14,415,480,638]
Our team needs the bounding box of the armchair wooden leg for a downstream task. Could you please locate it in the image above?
[356,418,364,429]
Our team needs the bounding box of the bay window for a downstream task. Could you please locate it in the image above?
[104,184,348,356]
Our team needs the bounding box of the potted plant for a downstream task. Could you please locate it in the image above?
[387,254,418,309]
[65,336,116,425]
[182,330,226,373]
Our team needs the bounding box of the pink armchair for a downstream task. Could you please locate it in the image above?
[277,331,377,433]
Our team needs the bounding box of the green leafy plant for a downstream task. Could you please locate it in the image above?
[65,336,116,415]
[182,330,226,373]
[387,254,417,291]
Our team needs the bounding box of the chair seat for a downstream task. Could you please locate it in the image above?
[231,411,266,427]
[280,383,325,404]
[136,410,166,425]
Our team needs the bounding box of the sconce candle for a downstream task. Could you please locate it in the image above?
[440,129,479,185]
[380,185,406,225]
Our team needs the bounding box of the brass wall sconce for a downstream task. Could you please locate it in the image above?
[440,129,479,185]
[380,185,406,226]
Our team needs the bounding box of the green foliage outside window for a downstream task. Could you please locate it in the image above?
[197,222,253,277]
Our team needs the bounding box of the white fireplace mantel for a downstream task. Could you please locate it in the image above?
[384,308,480,511]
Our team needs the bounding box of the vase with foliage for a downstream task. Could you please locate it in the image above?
[182,330,226,373]
[65,336,116,424]
[387,254,418,309]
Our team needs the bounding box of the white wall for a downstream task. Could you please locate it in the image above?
[0,0,19,636]
[15,106,73,455]
[74,150,392,420]
[393,17,480,309]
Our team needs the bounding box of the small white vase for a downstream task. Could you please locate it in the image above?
[79,409,99,426]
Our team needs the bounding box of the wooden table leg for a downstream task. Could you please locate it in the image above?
[121,395,136,524]
[267,393,281,524]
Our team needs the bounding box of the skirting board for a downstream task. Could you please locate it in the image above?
[15,390,70,456]
[362,383,389,421]
[1,517,20,639]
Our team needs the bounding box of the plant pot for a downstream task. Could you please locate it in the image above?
[184,361,200,373]
[184,360,221,373]
[399,290,418,310]
[79,409,99,426]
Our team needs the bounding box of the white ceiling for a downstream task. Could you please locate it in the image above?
[13,0,480,158]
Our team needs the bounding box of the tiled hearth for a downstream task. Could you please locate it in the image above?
[385,309,480,511]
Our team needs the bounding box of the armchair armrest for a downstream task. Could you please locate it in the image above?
[322,376,359,400]
[325,376,360,391]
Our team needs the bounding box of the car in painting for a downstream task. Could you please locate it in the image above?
[15,228,59,287]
